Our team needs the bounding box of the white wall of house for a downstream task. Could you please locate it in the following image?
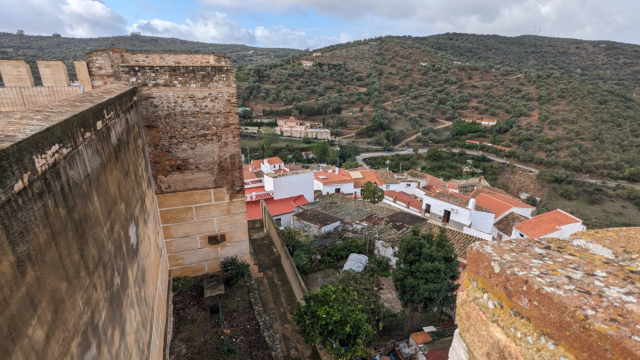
[260,160,284,174]
[501,207,535,221]
[265,172,315,202]
[382,197,422,215]
[382,183,401,192]
[468,207,494,234]
[511,221,586,240]
[423,195,471,227]
[398,182,419,195]
[316,182,354,195]
[463,227,493,241]
[272,212,294,227]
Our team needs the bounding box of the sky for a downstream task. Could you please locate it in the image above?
[0,0,638,49]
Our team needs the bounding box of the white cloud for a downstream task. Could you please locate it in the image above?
[198,0,640,44]
[129,13,350,49]
[129,12,256,44]
[0,0,127,37]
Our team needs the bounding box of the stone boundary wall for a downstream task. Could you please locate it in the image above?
[0,85,169,360]
[246,273,284,360]
[261,200,308,301]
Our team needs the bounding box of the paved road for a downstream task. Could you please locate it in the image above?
[356,148,640,189]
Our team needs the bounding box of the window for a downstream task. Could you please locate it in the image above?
[275,218,282,227]
[335,188,341,194]
[385,185,390,189]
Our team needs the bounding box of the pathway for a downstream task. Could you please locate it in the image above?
[394,120,451,148]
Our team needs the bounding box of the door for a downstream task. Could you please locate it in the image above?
[443,210,451,224]
[425,204,431,214]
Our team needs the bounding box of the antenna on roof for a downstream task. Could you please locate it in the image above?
[533,26,536,35]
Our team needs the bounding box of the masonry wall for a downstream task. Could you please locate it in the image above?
[85,49,250,278]
[0,85,168,360]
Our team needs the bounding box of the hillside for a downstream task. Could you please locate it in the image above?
[238,35,640,181]
[0,32,301,85]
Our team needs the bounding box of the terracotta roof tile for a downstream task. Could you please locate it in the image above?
[474,193,514,218]
[266,156,283,165]
[245,195,309,220]
[350,170,382,188]
[494,212,529,235]
[513,209,582,238]
[293,208,341,226]
[374,169,400,184]
[314,171,353,185]
[384,190,422,211]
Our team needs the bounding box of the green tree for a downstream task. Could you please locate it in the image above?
[336,272,389,330]
[361,181,384,204]
[293,285,374,360]
[257,127,279,158]
[560,185,577,200]
[392,227,459,330]
[624,167,640,182]
[313,141,332,163]
[426,147,442,161]
[413,146,419,156]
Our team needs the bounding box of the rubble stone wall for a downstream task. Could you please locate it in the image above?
[455,228,640,360]
[0,85,169,360]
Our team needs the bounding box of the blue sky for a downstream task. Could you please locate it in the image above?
[1,0,638,49]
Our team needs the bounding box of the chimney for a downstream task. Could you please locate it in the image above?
[468,198,476,210]
[406,201,410,209]
[421,204,426,216]
[336,167,339,174]
[393,195,397,203]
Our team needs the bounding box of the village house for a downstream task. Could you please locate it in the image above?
[511,209,586,240]
[291,208,342,236]
[275,116,331,140]
[314,167,354,195]
[419,191,495,240]
[312,52,322,57]
[301,60,313,67]
[347,169,383,195]
[374,169,400,191]
[470,187,536,221]
[383,190,423,215]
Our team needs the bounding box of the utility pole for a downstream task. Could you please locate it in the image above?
[538,27,541,36]
[246,145,250,164]
[533,26,536,35]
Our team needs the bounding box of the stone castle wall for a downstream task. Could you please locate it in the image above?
[452,227,640,360]
[86,49,253,278]
[0,85,169,360]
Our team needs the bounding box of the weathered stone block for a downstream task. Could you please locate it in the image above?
[157,190,212,209]
[163,219,216,240]
[216,214,248,232]
[165,237,199,254]
[160,206,195,224]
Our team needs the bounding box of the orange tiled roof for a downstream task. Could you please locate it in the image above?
[471,187,533,209]
[243,164,257,180]
[384,190,422,211]
[245,195,309,220]
[314,171,353,185]
[244,186,268,195]
[350,170,383,189]
[513,209,582,238]
[266,157,283,165]
[474,193,514,218]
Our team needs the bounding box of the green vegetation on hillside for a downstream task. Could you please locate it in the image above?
[0,32,301,85]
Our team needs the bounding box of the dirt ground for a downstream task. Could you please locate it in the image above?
[303,268,339,292]
[170,276,272,360]
[494,167,548,200]
[378,276,403,313]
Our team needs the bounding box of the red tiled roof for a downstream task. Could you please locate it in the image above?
[426,349,450,360]
[245,195,309,220]
[349,170,383,189]
[471,188,533,209]
[266,157,283,165]
[384,190,422,211]
[474,193,514,218]
[513,209,582,238]
[466,140,480,144]
[314,171,353,185]
[243,164,257,180]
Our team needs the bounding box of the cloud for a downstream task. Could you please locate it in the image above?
[130,13,350,49]
[197,0,640,44]
[0,0,127,37]
[129,12,256,44]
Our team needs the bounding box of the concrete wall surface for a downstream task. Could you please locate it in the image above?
[36,60,70,86]
[0,85,168,360]
[0,60,35,87]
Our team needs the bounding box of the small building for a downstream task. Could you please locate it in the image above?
[314,168,354,195]
[348,169,383,195]
[374,169,400,191]
[511,209,586,240]
[481,119,497,126]
[301,61,313,67]
[292,208,341,236]
[312,52,322,57]
[493,212,529,241]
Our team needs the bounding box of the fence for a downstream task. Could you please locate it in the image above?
[260,200,308,302]
[0,86,84,111]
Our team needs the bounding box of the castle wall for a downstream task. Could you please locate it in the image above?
[0,85,168,360]
[36,60,70,87]
[85,49,252,278]
[0,60,35,87]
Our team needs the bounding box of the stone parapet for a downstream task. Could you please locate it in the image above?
[456,227,640,360]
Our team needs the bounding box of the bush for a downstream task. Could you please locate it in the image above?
[221,257,250,286]
[560,185,577,200]
[320,238,366,264]
[172,276,197,292]
[538,169,576,184]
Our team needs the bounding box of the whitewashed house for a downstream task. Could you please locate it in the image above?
[511,209,586,240]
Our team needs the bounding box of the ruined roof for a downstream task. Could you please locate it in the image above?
[303,194,397,223]
[253,170,264,178]
[513,209,582,238]
[493,212,529,235]
[293,208,341,226]
[374,169,400,184]
[285,164,303,171]
[411,222,483,260]
[465,227,640,359]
